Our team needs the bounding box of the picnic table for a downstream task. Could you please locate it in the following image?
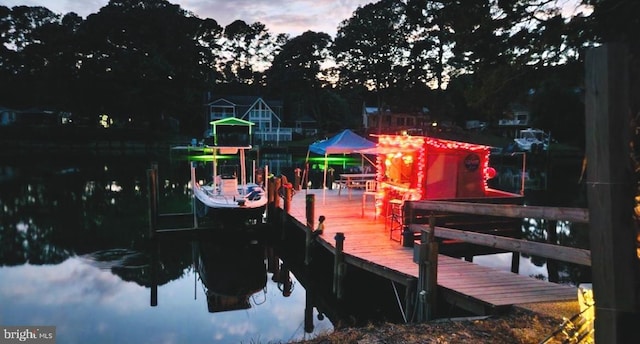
[338,173,376,199]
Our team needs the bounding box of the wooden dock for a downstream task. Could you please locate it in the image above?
[283,188,578,315]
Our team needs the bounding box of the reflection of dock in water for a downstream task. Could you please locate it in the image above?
[494,166,548,193]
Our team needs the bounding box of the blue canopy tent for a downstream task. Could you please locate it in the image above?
[307,129,376,203]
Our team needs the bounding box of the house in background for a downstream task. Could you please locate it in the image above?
[204,95,292,144]
[497,103,533,138]
[0,107,17,126]
[294,115,318,138]
[498,103,531,127]
[362,105,430,135]
[0,107,72,127]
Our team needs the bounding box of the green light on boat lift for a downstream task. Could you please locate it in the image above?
[305,156,366,170]
[307,156,354,163]
[188,155,235,162]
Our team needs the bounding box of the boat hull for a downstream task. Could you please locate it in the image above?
[193,183,267,225]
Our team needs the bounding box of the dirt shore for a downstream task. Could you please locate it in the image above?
[293,301,582,344]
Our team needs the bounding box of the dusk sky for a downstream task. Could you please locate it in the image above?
[0,0,375,37]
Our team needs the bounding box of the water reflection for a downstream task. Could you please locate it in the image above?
[479,157,591,285]
[193,239,268,313]
[0,157,333,343]
[519,218,591,285]
[0,153,593,341]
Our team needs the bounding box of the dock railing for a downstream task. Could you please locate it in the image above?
[405,200,590,322]
[405,200,591,267]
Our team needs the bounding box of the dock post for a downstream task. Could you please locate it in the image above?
[147,166,158,239]
[273,177,282,210]
[150,241,158,307]
[544,220,558,281]
[294,168,302,191]
[190,162,198,229]
[304,194,315,266]
[585,44,640,343]
[405,278,417,323]
[402,201,414,247]
[284,187,292,213]
[282,185,292,240]
[304,289,315,333]
[333,232,346,299]
[417,215,438,321]
[426,216,439,320]
[266,175,279,225]
[510,252,520,274]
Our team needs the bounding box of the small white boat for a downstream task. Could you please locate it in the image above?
[514,128,549,152]
[191,169,267,210]
[190,117,268,224]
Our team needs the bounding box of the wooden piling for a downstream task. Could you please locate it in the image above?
[150,241,158,307]
[545,220,558,281]
[405,278,417,323]
[416,215,438,321]
[304,194,315,265]
[274,177,282,210]
[402,201,414,247]
[267,175,277,225]
[294,168,302,191]
[586,43,640,343]
[510,250,520,274]
[333,232,346,299]
[284,187,292,213]
[304,288,315,333]
[147,167,158,239]
[190,162,198,229]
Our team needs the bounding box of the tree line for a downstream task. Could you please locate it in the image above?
[0,0,637,145]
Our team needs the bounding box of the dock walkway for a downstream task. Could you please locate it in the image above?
[284,188,577,314]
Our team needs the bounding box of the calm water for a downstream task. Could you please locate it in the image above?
[0,152,590,343]
[0,155,335,343]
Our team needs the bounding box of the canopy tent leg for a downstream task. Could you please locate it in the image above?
[322,153,328,204]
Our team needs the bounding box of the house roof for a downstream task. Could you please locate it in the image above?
[206,95,283,123]
[363,107,381,114]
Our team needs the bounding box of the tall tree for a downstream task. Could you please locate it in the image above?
[0,6,60,108]
[406,0,453,91]
[333,0,409,131]
[75,0,222,132]
[217,20,286,86]
[428,0,580,121]
[265,31,333,125]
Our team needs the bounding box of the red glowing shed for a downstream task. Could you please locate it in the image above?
[368,135,519,209]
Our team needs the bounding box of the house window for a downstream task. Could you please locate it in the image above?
[210,106,234,120]
[248,109,270,120]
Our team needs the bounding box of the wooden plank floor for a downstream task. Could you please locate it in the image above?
[285,188,578,309]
